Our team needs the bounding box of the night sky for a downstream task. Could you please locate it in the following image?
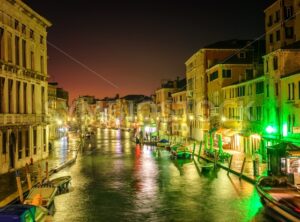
[24,0,273,102]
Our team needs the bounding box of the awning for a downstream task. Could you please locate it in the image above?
[215,128,237,137]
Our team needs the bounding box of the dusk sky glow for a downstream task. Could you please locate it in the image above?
[24,0,273,102]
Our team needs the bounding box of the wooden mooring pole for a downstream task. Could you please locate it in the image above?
[239,157,246,180]
[227,155,233,175]
[15,170,24,203]
[25,163,32,190]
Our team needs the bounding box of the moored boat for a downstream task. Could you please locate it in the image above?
[0,204,50,222]
[256,176,300,221]
[170,145,192,159]
[157,139,170,148]
[200,162,214,173]
[23,187,57,215]
[46,176,72,195]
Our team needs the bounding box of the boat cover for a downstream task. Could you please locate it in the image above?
[0,204,36,222]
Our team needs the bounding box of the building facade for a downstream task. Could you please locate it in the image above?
[0,0,51,173]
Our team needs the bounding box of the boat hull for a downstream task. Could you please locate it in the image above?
[256,177,300,221]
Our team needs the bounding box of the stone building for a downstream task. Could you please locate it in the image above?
[0,0,51,173]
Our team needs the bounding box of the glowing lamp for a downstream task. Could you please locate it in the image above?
[266,125,275,134]
[283,124,288,137]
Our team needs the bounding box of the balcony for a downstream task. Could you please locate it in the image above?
[0,114,48,126]
[209,107,220,116]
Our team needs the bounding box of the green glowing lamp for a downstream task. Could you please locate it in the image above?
[283,124,288,137]
[266,125,275,134]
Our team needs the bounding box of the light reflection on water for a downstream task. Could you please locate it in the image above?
[53,129,273,222]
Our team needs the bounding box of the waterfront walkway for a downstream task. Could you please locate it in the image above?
[184,142,268,183]
[0,134,79,207]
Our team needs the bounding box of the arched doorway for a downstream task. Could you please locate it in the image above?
[9,132,16,169]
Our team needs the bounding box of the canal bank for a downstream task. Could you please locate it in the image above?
[0,135,79,207]
[168,140,268,184]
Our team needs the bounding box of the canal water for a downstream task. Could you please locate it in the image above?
[52,129,276,222]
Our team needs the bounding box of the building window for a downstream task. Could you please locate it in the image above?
[222,69,231,78]
[285,27,294,39]
[245,69,253,80]
[15,36,20,66]
[8,79,13,113]
[16,81,20,114]
[22,40,26,68]
[40,56,44,73]
[40,35,44,44]
[43,129,46,152]
[0,27,3,60]
[25,129,29,157]
[256,81,264,94]
[266,84,269,97]
[249,107,254,121]
[2,131,6,154]
[238,86,245,97]
[257,106,262,121]
[0,77,4,113]
[248,84,252,96]
[32,84,35,114]
[41,86,45,114]
[18,130,22,159]
[210,71,218,81]
[7,32,12,62]
[269,34,273,44]
[21,24,26,35]
[33,128,37,155]
[285,6,293,19]
[23,83,27,114]
[187,78,193,91]
[275,10,280,22]
[266,59,269,72]
[288,83,295,100]
[273,57,278,70]
[14,19,19,29]
[268,15,273,26]
[276,30,280,41]
[30,29,34,39]
[30,51,34,70]
[238,52,246,59]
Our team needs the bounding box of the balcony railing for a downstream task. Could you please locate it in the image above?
[209,107,220,116]
[0,114,48,125]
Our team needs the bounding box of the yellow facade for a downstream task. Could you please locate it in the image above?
[155,86,175,136]
[280,72,300,145]
[222,76,265,154]
[0,0,51,173]
[263,50,300,143]
[185,46,244,141]
[207,63,254,130]
[171,90,188,138]
[264,0,300,53]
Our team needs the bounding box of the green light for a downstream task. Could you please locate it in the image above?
[283,124,288,137]
[266,125,275,134]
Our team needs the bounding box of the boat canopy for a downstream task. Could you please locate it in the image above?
[0,204,36,222]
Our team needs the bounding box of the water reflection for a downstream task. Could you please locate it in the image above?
[53,129,273,222]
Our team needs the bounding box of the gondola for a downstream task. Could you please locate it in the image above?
[256,176,300,221]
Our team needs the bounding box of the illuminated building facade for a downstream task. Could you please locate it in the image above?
[0,0,51,173]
